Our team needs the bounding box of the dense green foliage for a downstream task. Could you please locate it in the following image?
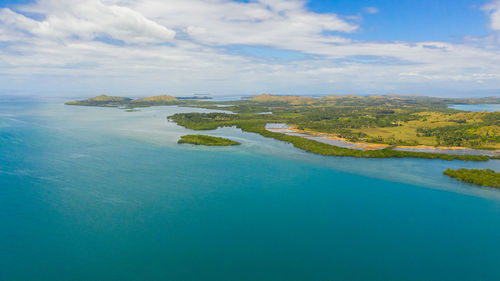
[169,113,490,161]
[178,134,240,146]
[416,112,499,148]
[443,168,500,188]
[418,125,499,148]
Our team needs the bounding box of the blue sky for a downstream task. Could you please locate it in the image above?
[308,0,490,42]
[1,0,500,97]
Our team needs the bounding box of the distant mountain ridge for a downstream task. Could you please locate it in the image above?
[66,94,181,107]
[65,94,132,106]
[248,94,500,105]
[66,93,500,108]
[130,95,179,106]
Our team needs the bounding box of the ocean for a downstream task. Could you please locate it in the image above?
[449,104,500,112]
[1,99,500,281]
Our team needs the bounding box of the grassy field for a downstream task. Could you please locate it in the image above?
[351,112,500,149]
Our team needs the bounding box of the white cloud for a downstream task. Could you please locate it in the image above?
[0,0,499,96]
[490,7,500,30]
[129,0,357,49]
[483,1,500,31]
[364,7,379,14]
[1,0,175,44]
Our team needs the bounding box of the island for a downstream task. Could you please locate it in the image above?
[443,168,500,188]
[65,94,182,107]
[178,134,241,146]
[66,94,500,161]
[175,95,213,100]
[65,94,132,106]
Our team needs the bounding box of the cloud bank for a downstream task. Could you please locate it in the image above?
[0,0,500,97]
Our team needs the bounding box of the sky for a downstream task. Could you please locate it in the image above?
[1,0,500,97]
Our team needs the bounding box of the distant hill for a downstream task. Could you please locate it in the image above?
[321,94,363,99]
[130,95,180,106]
[65,95,132,106]
[175,95,212,100]
[251,94,314,104]
[66,94,181,107]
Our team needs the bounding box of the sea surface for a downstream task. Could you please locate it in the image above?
[449,103,500,112]
[1,99,500,281]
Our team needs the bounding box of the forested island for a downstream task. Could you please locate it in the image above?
[444,168,500,188]
[66,93,500,161]
[178,134,240,146]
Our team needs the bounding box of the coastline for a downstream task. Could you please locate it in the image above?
[288,127,389,150]
[267,125,500,156]
[64,97,499,161]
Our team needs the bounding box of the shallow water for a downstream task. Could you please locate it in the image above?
[449,104,500,112]
[1,100,500,281]
[266,126,365,149]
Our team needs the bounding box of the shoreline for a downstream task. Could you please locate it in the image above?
[289,127,389,150]
[267,125,500,156]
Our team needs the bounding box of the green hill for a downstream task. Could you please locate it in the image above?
[65,95,131,106]
[130,95,180,106]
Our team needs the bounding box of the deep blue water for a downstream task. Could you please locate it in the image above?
[1,100,500,281]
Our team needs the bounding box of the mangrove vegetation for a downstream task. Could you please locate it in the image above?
[178,134,241,146]
[443,168,500,188]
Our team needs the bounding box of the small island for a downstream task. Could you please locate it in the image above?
[443,168,500,188]
[178,134,241,146]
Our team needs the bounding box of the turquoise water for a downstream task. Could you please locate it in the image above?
[449,104,500,112]
[1,100,500,281]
